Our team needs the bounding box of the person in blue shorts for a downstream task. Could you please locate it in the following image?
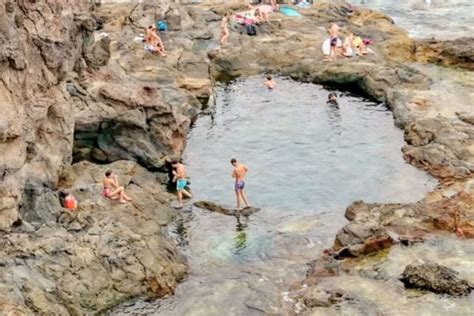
[231,158,250,209]
[172,160,192,208]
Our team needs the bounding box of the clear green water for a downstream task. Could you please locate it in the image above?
[112,77,439,315]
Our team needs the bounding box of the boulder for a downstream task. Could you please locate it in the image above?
[333,223,393,258]
[400,262,472,296]
[193,200,260,217]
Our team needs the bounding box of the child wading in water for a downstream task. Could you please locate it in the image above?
[220,12,230,46]
[264,75,277,89]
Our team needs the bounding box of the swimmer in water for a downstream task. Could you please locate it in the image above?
[327,93,338,106]
[264,75,277,89]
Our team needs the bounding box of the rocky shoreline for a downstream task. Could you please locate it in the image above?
[0,1,472,314]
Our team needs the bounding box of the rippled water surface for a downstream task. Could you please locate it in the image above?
[112,77,438,315]
[348,0,474,39]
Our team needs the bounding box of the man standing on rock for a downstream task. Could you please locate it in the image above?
[172,160,192,208]
[231,158,250,209]
[220,12,230,47]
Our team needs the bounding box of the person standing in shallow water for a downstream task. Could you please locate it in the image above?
[172,160,193,208]
[231,158,250,209]
[264,75,277,89]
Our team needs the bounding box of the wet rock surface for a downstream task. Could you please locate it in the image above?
[193,200,260,217]
[0,0,472,314]
[400,262,472,296]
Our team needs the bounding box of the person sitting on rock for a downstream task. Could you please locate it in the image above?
[352,33,369,56]
[144,25,166,57]
[102,170,132,204]
[264,75,277,89]
[220,12,230,46]
[342,33,355,57]
[254,8,269,24]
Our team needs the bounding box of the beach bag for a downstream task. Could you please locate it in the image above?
[64,197,75,209]
[156,20,168,31]
[246,24,257,36]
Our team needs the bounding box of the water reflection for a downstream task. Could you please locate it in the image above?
[171,214,191,248]
[233,228,247,252]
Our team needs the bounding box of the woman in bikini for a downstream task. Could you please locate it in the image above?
[220,12,230,46]
[145,25,167,56]
[102,170,132,204]
[254,8,269,24]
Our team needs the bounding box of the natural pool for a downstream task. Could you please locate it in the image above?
[112,76,438,315]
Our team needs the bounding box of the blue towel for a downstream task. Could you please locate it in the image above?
[280,6,302,17]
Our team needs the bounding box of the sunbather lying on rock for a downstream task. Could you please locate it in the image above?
[145,24,167,57]
[102,170,132,204]
[254,8,269,24]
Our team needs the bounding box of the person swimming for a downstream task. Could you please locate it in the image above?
[264,75,277,89]
[327,93,338,106]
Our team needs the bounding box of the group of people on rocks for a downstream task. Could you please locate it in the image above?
[219,2,372,61]
[220,1,276,46]
[61,2,363,214]
[325,22,371,61]
[61,157,250,213]
[60,170,133,212]
[171,159,250,209]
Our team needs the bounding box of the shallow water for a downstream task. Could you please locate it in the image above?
[112,77,437,315]
[311,236,474,315]
[347,0,474,40]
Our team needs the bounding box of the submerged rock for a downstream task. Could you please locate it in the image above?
[193,200,260,217]
[400,262,472,296]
